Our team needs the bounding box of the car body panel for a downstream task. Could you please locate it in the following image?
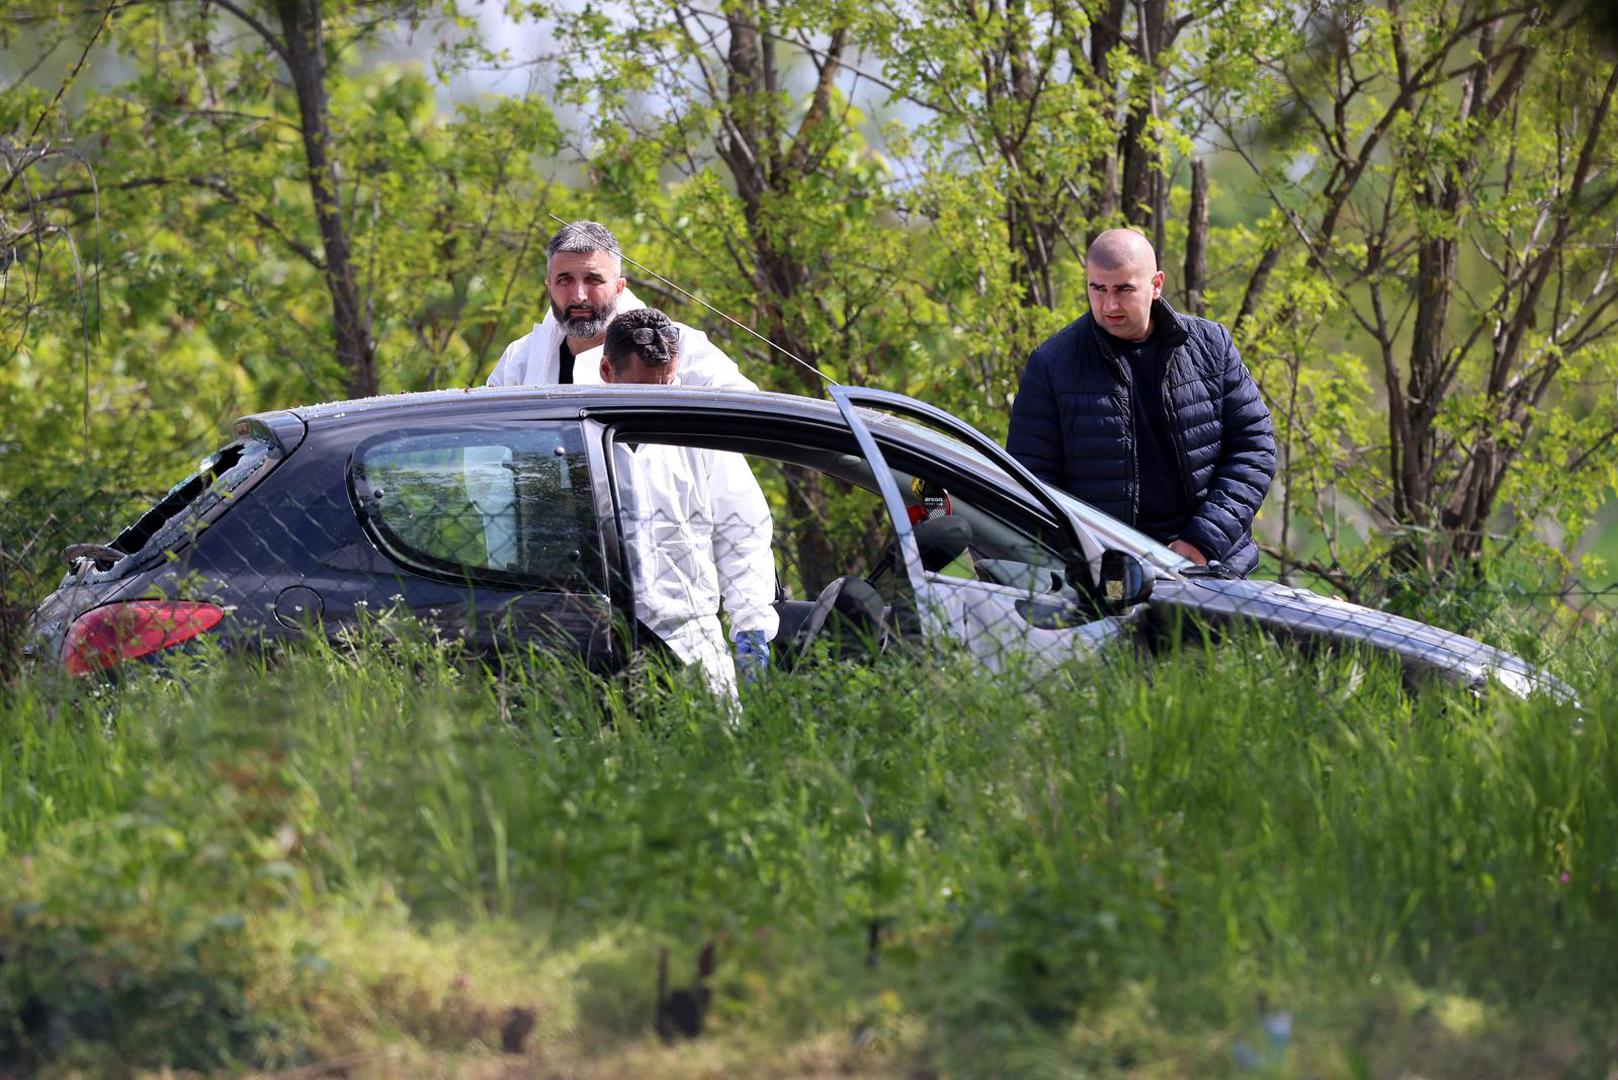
[26,385,1567,700]
[1150,576,1563,695]
[922,574,1142,671]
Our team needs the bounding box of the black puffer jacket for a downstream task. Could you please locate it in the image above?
[1007,299,1275,575]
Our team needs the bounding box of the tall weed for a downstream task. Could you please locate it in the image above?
[0,628,1609,1075]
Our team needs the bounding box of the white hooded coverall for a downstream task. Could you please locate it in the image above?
[485,287,756,391]
[613,435,778,698]
[474,286,758,585]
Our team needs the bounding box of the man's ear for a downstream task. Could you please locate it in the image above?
[1151,269,1166,297]
[614,275,627,297]
[600,357,613,383]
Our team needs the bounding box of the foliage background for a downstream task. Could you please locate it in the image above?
[3,0,1618,601]
[4,4,1618,1073]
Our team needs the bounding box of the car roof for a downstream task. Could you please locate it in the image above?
[258,385,847,427]
[239,382,1007,501]
[241,385,1015,493]
[236,384,1187,572]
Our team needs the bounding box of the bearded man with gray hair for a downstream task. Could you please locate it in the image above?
[485,220,755,390]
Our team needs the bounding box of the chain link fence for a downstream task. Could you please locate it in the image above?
[4,432,1614,694]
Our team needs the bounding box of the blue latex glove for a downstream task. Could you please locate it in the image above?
[732,629,770,684]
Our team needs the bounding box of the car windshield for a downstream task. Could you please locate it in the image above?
[875,413,1193,574]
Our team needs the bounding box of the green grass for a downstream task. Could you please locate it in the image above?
[1,623,1615,1077]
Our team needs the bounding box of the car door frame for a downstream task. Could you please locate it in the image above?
[340,414,626,669]
[579,415,655,659]
[827,384,1112,650]
[582,400,937,657]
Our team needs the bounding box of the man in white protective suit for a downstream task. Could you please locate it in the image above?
[599,308,778,699]
[485,219,755,391]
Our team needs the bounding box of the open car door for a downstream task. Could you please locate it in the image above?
[828,385,1146,667]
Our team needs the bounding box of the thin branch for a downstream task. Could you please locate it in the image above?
[0,2,115,201]
[4,27,69,96]
[200,0,293,68]
[682,3,939,113]
[191,175,325,268]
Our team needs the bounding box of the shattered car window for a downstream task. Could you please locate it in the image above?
[79,436,279,582]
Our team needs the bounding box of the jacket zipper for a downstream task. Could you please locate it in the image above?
[1127,378,1139,527]
[1106,335,1140,527]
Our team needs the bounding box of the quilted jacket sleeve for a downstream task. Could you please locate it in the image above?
[1179,327,1276,563]
[1007,346,1064,487]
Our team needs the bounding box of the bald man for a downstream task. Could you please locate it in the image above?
[1007,229,1275,575]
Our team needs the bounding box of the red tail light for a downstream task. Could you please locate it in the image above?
[63,601,225,675]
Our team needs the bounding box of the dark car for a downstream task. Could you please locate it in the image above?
[28,384,1565,699]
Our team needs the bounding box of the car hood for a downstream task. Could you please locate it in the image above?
[1150,575,1572,701]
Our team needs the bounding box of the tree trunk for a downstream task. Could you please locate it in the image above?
[1183,160,1207,315]
[1083,0,1127,227]
[711,0,844,590]
[1119,0,1171,230]
[1118,105,1153,227]
[1389,20,1505,571]
[274,0,376,399]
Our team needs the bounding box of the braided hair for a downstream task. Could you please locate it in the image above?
[604,308,681,373]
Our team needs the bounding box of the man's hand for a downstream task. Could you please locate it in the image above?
[1168,539,1208,565]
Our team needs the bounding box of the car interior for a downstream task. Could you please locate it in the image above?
[605,424,1098,669]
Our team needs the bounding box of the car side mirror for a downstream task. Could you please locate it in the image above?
[1100,550,1153,612]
